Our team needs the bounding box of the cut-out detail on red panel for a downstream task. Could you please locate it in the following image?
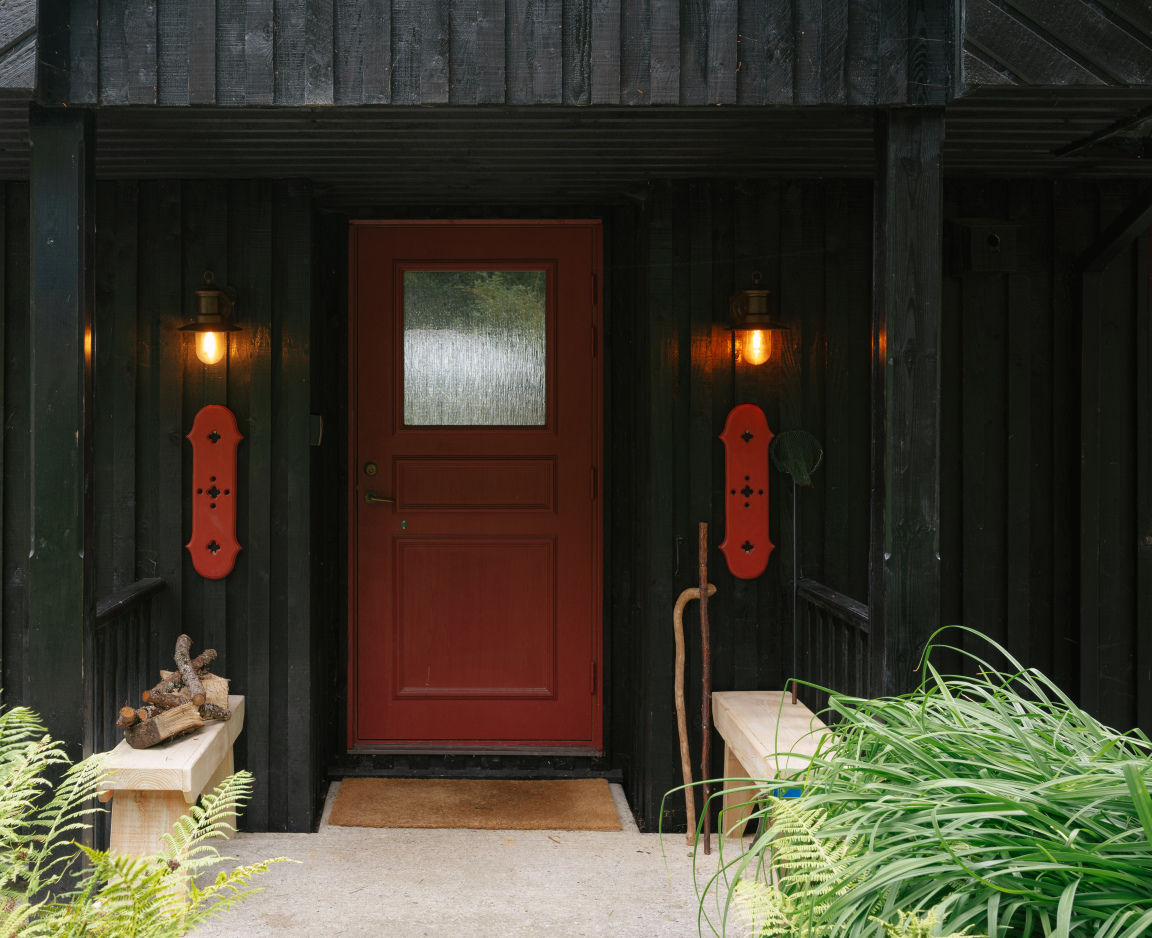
[186,405,243,579]
[719,404,774,579]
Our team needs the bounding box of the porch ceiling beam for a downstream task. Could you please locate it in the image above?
[1053,103,1152,159]
[869,107,945,697]
[1077,183,1152,273]
[27,103,95,760]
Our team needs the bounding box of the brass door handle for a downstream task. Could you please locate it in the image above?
[365,491,394,504]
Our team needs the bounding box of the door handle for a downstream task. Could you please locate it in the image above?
[365,491,394,504]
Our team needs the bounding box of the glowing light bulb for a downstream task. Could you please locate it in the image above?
[739,329,771,366]
[196,330,226,365]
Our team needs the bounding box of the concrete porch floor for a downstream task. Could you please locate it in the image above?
[195,781,728,938]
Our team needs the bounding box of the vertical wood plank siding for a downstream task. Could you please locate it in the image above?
[0,175,1146,837]
[938,179,1151,732]
[42,0,949,106]
[626,180,873,831]
[3,179,316,831]
[624,176,1149,830]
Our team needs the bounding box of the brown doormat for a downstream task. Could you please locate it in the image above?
[328,777,623,831]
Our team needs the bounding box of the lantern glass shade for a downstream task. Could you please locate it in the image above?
[179,282,241,366]
[728,272,787,366]
[737,329,771,366]
[196,330,227,365]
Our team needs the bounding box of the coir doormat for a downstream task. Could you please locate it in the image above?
[328,777,623,831]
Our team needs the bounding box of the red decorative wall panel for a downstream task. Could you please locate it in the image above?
[186,405,242,579]
[718,404,774,579]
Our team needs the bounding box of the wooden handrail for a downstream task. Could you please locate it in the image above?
[796,578,869,633]
[95,578,166,628]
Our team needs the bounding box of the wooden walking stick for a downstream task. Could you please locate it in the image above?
[673,582,715,846]
[699,522,712,855]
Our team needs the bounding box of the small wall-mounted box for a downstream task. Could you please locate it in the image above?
[946,218,1019,275]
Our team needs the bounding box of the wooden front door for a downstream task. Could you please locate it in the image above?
[349,221,602,751]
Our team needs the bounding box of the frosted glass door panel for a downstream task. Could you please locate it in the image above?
[403,271,547,426]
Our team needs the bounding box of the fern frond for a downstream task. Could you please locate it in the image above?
[870,908,983,938]
[184,855,298,928]
[157,770,256,880]
[732,879,797,938]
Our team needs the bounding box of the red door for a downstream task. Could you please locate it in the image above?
[349,221,602,751]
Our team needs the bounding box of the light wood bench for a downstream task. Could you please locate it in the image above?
[712,691,827,839]
[97,695,245,857]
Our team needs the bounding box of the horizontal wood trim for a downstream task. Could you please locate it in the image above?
[796,578,869,631]
[95,577,166,627]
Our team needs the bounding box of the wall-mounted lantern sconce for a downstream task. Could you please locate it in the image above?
[179,272,241,365]
[728,272,789,366]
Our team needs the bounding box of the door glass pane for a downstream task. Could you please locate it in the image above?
[403,270,547,426]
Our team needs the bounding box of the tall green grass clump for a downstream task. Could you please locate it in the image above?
[691,629,1152,938]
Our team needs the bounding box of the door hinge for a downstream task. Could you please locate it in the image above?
[591,271,598,307]
[591,661,597,695]
[590,466,597,500]
[591,324,597,358]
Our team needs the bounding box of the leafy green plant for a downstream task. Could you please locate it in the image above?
[675,628,1152,938]
[0,703,292,936]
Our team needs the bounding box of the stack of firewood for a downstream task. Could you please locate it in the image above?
[116,634,232,750]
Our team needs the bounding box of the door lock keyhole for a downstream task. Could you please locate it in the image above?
[364,462,378,476]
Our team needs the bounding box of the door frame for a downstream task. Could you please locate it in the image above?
[346,219,604,753]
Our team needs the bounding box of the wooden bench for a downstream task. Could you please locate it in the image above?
[97,695,245,857]
[712,691,827,839]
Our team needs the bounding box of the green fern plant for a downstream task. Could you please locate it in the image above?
[872,909,980,938]
[729,795,868,938]
[721,783,985,938]
[0,703,293,936]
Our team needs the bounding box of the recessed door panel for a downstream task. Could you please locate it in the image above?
[395,538,555,697]
[350,221,603,750]
[396,458,555,511]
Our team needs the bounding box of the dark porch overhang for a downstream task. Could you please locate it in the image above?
[0,88,1149,209]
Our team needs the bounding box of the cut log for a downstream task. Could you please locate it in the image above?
[136,705,159,722]
[116,707,140,729]
[159,671,229,708]
[147,692,187,710]
[142,673,183,703]
[123,702,204,750]
[198,702,231,722]
[201,673,229,708]
[189,648,217,672]
[174,635,206,706]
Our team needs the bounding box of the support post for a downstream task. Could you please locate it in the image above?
[27,104,96,761]
[869,109,945,696]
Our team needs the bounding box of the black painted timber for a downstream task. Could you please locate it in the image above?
[27,105,95,762]
[870,108,945,696]
[21,0,978,107]
[797,579,869,631]
[960,0,1152,90]
[7,176,316,831]
[95,577,166,627]
[1,155,1150,841]
[1079,184,1152,273]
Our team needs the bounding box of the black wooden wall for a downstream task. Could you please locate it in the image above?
[31,0,953,107]
[622,179,874,830]
[939,178,1152,739]
[622,177,1151,832]
[1,178,319,833]
[0,172,1146,837]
